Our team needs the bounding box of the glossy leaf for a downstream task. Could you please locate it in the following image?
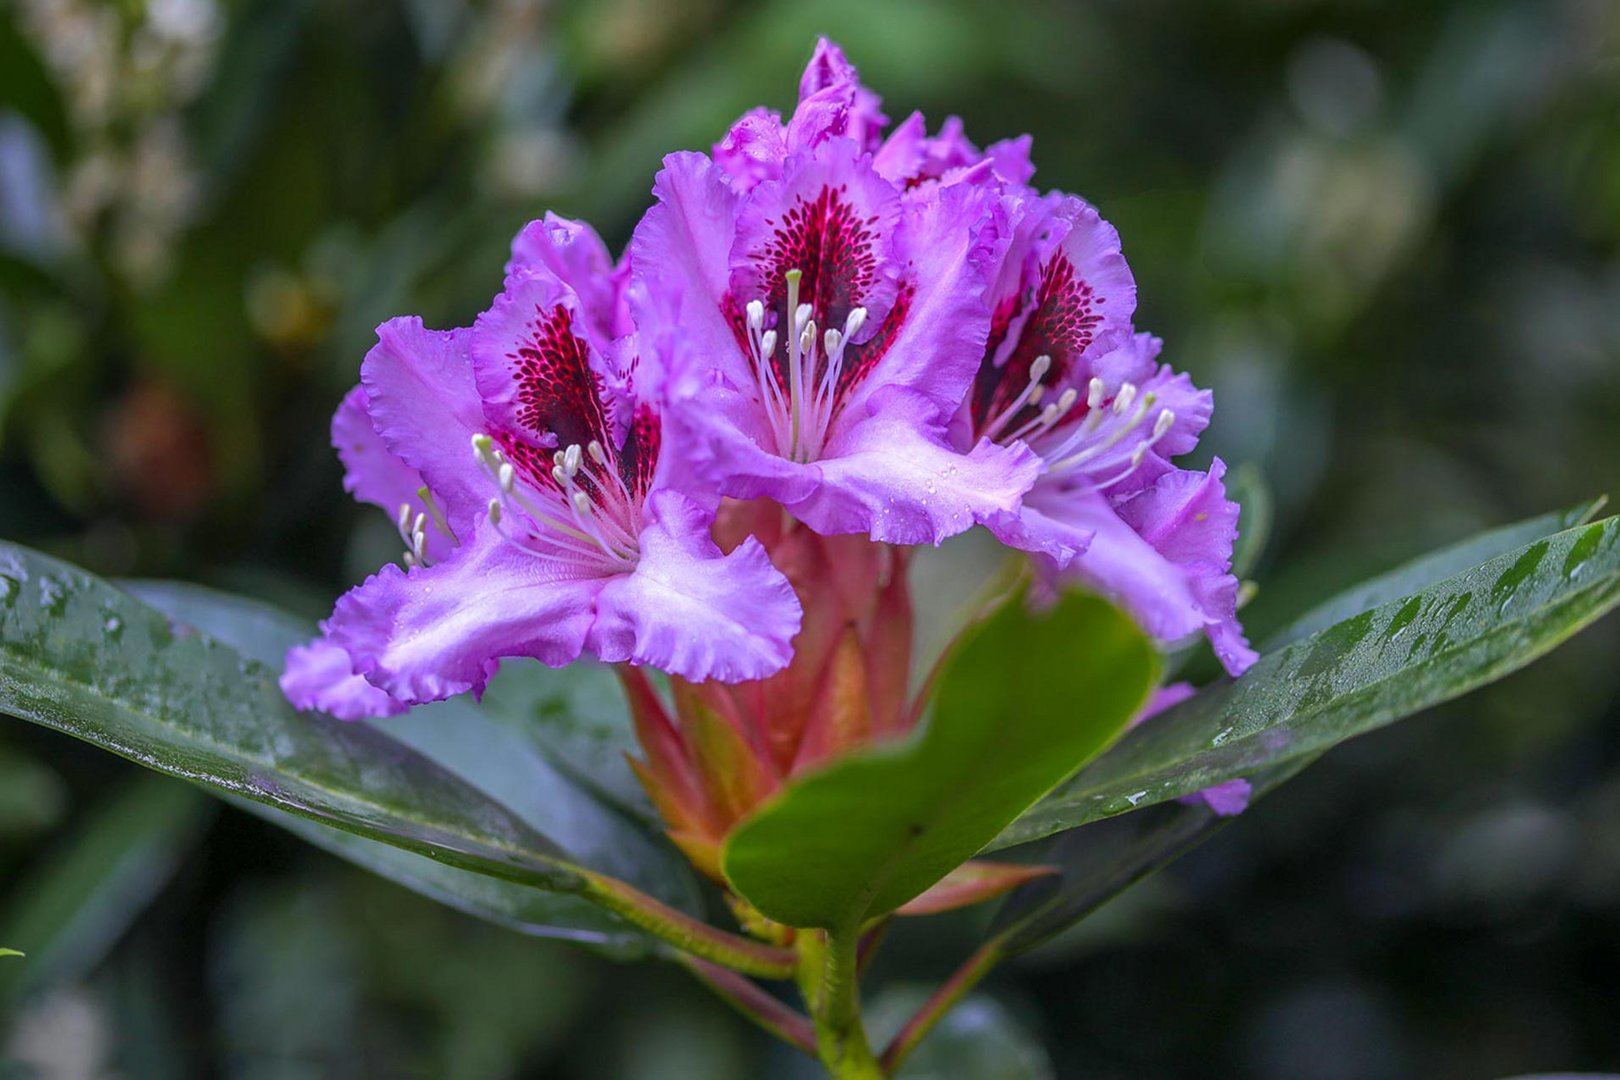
[0,543,666,946]
[1263,497,1605,650]
[989,757,1311,955]
[986,503,1607,950]
[119,579,700,949]
[478,659,651,819]
[993,514,1620,850]
[722,593,1158,930]
[0,775,210,1009]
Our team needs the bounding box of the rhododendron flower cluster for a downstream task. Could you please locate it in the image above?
[283,38,1255,841]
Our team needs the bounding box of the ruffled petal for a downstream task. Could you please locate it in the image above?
[984,490,1093,568]
[360,318,488,534]
[1034,488,1207,645]
[790,37,885,153]
[327,524,600,705]
[662,374,821,508]
[629,152,745,384]
[329,384,459,558]
[506,213,630,342]
[589,489,801,682]
[713,107,787,193]
[281,637,408,720]
[1086,334,1212,466]
[832,176,1005,428]
[1029,463,1255,675]
[471,268,622,454]
[799,386,1040,544]
[729,137,903,334]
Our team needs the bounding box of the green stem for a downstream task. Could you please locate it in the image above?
[676,954,817,1054]
[805,924,883,1079]
[879,938,1005,1075]
[579,871,797,979]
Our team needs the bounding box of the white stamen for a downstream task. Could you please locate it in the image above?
[498,463,515,492]
[417,486,454,540]
[1153,409,1175,438]
[587,440,608,466]
[742,275,873,463]
[1028,354,1052,384]
[844,306,867,339]
[1087,378,1106,411]
[1112,382,1137,415]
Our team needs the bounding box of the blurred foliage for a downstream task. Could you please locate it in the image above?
[1,0,1618,1077]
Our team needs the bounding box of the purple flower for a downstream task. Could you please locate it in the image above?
[958,183,1256,675]
[282,218,802,717]
[632,47,1039,546]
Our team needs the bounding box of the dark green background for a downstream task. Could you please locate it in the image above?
[2,1,1618,1076]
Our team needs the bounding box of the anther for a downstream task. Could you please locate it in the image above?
[746,299,765,333]
[563,444,582,476]
[498,463,515,492]
[1113,383,1138,415]
[760,330,777,358]
[1087,378,1106,411]
[487,499,503,524]
[571,491,592,515]
[1028,354,1052,384]
[844,307,867,339]
[587,440,608,466]
[824,328,842,356]
[1153,410,1175,438]
[1055,387,1079,414]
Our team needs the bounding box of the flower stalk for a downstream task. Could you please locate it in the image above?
[803,925,884,1079]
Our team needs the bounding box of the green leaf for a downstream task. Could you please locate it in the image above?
[118,579,700,950]
[477,659,652,820]
[721,593,1158,930]
[0,543,676,952]
[0,776,210,1009]
[986,501,1608,950]
[989,757,1310,955]
[993,514,1620,850]
[1262,497,1605,650]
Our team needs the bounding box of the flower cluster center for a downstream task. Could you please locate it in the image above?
[471,433,642,572]
[985,357,1177,491]
[744,268,868,464]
